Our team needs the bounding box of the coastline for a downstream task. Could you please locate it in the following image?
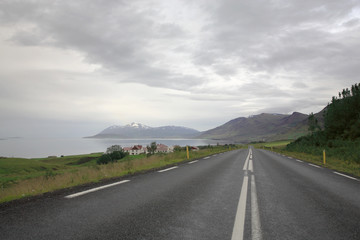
[0,137,230,159]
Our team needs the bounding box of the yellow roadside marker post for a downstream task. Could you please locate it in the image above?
[323,150,326,165]
[186,146,190,160]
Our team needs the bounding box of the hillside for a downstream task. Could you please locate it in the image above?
[199,112,313,143]
[87,110,325,142]
[285,83,360,173]
[88,122,200,139]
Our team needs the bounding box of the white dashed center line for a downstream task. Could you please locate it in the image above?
[308,163,322,169]
[65,180,130,199]
[188,160,198,164]
[158,166,178,173]
[333,171,358,181]
[232,148,262,240]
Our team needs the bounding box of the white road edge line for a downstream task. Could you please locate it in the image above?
[231,175,248,240]
[203,156,210,160]
[251,175,262,240]
[65,180,130,199]
[188,160,199,164]
[333,171,358,181]
[158,166,178,173]
[308,163,322,169]
[296,159,303,163]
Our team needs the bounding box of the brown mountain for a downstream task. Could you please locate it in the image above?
[199,112,318,143]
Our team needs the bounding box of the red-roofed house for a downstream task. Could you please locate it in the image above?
[124,145,147,155]
[124,143,173,155]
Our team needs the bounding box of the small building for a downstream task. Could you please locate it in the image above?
[123,143,173,155]
[156,144,173,153]
[190,146,199,151]
[124,145,147,155]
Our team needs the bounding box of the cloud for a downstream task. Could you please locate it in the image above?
[0,0,207,91]
[2,0,359,93]
[195,0,360,85]
[0,0,359,137]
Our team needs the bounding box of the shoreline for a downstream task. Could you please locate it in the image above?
[0,137,230,159]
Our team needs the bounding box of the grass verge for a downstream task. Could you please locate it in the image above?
[0,146,241,203]
[254,141,360,178]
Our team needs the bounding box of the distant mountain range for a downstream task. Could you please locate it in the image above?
[199,110,325,143]
[87,122,200,139]
[87,109,324,142]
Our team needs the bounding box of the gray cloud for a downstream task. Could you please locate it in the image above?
[292,82,308,89]
[1,0,205,90]
[195,0,360,85]
[0,0,359,137]
[3,0,358,92]
[343,18,360,27]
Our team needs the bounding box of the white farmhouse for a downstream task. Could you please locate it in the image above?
[123,145,147,155]
[156,144,173,153]
[123,143,174,155]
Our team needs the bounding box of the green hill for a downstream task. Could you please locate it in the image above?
[286,83,360,166]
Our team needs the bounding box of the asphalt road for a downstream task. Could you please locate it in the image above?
[0,148,359,239]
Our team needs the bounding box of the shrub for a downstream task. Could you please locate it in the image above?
[173,145,182,152]
[96,154,113,165]
[97,150,128,165]
[110,151,128,161]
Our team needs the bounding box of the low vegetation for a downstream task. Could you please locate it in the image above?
[255,83,360,178]
[252,140,291,148]
[0,144,241,203]
[258,142,360,178]
[97,150,128,165]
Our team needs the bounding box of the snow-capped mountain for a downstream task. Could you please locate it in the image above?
[125,122,151,129]
[88,123,200,139]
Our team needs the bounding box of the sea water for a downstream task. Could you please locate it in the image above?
[0,138,230,158]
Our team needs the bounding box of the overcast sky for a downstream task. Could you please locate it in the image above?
[0,0,359,137]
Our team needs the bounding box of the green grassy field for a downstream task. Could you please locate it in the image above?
[0,153,102,187]
[252,140,291,148]
[0,145,242,203]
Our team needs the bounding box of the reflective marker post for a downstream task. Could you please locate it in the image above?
[323,150,326,165]
[186,146,190,160]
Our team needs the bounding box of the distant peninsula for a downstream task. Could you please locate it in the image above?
[86,122,200,139]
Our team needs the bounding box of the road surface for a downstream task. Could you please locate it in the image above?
[1,148,359,239]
